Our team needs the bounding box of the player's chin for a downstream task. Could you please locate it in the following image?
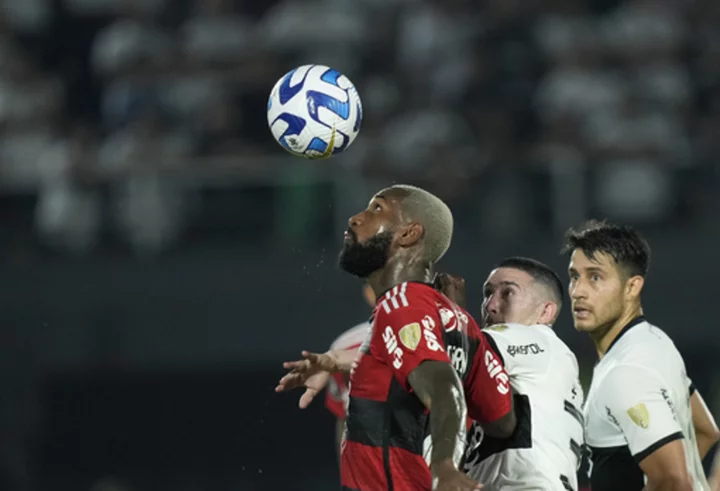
[572,318,597,332]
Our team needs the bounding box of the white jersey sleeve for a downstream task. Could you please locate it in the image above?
[599,364,684,462]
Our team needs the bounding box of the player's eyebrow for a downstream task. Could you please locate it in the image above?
[570,266,605,274]
[486,281,520,290]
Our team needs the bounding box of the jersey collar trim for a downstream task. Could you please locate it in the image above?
[605,315,646,355]
[373,281,434,304]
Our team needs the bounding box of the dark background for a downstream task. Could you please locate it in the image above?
[0,0,719,489]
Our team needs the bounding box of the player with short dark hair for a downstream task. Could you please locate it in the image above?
[440,258,584,490]
[484,256,564,328]
[564,220,718,491]
[277,184,515,491]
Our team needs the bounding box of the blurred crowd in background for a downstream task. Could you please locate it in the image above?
[1,0,719,490]
[0,0,719,255]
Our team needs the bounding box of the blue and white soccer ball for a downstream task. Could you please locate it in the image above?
[267,65,363,159]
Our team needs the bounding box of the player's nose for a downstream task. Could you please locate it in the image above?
[485,295,499,313]
[569,281,587,300]
[348,212,363,228]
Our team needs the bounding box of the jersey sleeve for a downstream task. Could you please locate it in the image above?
[600,365,684,463]
[464,331,513,423]
[325,373,348,419]
[373,302,450,390]
[686,374,696,397]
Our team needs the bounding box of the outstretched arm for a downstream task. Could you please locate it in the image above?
[275,348,360,408]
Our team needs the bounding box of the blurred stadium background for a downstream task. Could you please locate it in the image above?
[0,0,719,489]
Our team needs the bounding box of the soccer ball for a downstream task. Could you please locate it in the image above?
[267,65,363,159]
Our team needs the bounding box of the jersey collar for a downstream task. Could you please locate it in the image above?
[605,315,647,355]
[374,281,434,304]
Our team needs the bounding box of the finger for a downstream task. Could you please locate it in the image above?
[277,373,303,388]
[298,388,318,409]
[302,351,321,363]
[275,377,300,391]
[282,360,310,370]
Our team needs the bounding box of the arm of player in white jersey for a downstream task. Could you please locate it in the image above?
[599,365,693,491]
[709,447,720,491]
[689,389,720,460]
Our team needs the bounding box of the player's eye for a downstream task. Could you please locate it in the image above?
[591,274,601,282]
[373,203,382,211]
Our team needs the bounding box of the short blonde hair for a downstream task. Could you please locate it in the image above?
[380,184,454,264]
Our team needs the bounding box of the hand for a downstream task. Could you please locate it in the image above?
[275,351,339,409]
[432,459,483,491]
[434,273,467,308]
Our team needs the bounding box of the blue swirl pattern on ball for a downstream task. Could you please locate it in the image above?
[278,67,310,104]
[267,64,362,158]
[307,137,331,154]
[271,113,307,151]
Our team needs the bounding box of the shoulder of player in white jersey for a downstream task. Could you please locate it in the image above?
[330,321,372,350]
[606,319,678,363]
[483,322,551,337]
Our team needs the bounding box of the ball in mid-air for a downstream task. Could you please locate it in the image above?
[267,64,363,159]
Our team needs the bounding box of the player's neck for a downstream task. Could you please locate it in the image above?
[594,305,644,359]
[367,257,431,299]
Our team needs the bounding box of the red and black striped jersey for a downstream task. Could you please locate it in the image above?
[341,282,512,491]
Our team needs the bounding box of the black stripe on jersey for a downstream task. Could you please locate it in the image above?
[345,392,428,456]
[564,400,584,426]
[570,438,583,462]
[560,475,573,491]
[465,393,532,463]
[443,330,480,384]
[605,316,646,355]
[589,444,644,491]
[634,431,684,463]
[342,488,361,491]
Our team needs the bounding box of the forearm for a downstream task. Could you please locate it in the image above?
[691,392,720,460]
[408,361,467,468]
[697,432,717,460]
[428,382,467,467]
[644,476,693,491]
[710,450,720,490]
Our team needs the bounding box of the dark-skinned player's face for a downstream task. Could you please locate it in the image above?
[338,194,397,278]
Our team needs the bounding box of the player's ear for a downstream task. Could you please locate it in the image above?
[625,275,644,300]
[538,301,558,326]
[397,222,424,248]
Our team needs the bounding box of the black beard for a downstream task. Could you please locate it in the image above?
[338,230,393,278]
